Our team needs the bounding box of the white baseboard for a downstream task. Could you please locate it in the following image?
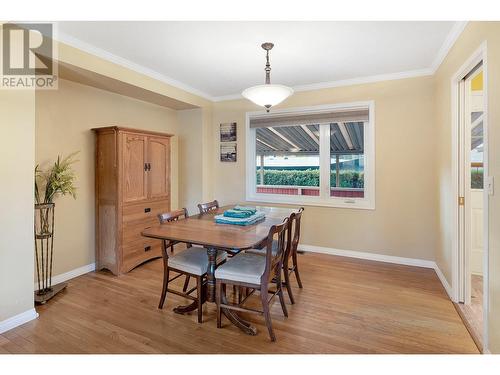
[299,244,454,300]
[33,263,96,291]
[0,308,39,334]
[299,244,435,269]
[433,263,454,299]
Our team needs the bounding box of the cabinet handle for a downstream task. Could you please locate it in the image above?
[144,245,152,252]
[144,163,148,171]
[148,163,152,171]
[144,208,151,213]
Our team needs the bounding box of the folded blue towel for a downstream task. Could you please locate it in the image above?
[215,211,265,226]
[223,209,253,218]
[233,205,257,214]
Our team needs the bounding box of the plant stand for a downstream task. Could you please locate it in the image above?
[34,203,66,304]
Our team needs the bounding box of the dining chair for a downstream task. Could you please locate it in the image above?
[247,207,304,304]
[157,209,227,322]
[215,218,289,341]
[197,199,219,213]
[158,208,192,292]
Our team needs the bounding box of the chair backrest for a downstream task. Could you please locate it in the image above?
[158,208,189,224]
[262,217,289,284]
[281,207,304,266]
[288,207,304,257]
[197,200,219,214]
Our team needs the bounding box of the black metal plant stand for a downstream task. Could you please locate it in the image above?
[34,203,66,304]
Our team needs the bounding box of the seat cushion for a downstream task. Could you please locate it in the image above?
[169,246,226,276]
[215,253,266,285]
[246,240,279,257]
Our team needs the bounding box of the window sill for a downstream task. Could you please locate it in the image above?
[246,193,375,210]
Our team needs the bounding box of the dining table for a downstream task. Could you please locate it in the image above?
[141,204,299,335]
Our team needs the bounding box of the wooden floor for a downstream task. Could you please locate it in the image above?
[0,252,478,354]
[455,275,483,351]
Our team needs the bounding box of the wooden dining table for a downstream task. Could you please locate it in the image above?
[141,204,299,335]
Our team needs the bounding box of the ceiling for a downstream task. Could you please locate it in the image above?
[56,21,464,101]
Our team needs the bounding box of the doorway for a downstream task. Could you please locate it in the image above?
[453,45,489,353]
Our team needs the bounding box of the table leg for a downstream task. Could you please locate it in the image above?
[206,247,217,302]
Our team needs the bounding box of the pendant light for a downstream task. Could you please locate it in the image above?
[242,42,293,112]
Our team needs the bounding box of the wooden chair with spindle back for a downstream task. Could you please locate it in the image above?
[197,199,219,214]
[215,218,290,342]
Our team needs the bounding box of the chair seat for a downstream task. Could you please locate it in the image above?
[215,252,266,285]
[169,246,226,276]
[246,240,278,256]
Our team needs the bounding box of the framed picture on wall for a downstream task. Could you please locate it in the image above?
[220,122,237,142]
[220,142,237,162]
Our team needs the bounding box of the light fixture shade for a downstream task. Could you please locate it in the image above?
[242,84,294,108]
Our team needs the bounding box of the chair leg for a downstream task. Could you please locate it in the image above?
[260,287,276,342]
[283,260,295,304]
[183,275,190,292]
[158,266,170,309]
[277,277,288,317]
[196,276,203,323]
[170,244,174,253]
[216,281,222,328]
[292,250,303,288]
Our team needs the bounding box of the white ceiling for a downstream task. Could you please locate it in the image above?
[56,21,464,101]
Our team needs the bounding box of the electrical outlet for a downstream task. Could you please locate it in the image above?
[486,176,494,196]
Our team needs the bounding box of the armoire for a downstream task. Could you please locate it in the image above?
[92,126,172,275]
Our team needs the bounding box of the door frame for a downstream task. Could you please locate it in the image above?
[450,41,489,351]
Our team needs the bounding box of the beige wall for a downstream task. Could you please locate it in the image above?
[0,88,36,322]
[212,76,438,261]
[434,21,500,353]
[35,79,180,277]
[177,108,204,214]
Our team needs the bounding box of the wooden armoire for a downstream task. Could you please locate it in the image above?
[92,126,172,275]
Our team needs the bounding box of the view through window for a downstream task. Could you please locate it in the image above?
[253,116,368,202]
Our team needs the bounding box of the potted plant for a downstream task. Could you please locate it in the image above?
[34,152,78,304]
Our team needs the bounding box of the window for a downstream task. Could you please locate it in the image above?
[246,102,375,209]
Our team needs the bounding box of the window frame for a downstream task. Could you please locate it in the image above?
[245,101,375,210]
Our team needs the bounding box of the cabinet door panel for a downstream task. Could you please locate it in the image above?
[123,134,147,203]
[148,137,170,200]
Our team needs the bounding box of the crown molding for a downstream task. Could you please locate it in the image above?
[54,21,467,104]
[55,31,215,101]
[212,68,433,102]
[430,21,469,73]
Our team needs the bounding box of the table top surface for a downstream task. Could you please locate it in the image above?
[141,205,299,250]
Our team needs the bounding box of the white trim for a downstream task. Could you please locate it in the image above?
[0,308,38,334]
[215,21,467,101]
[450,41,489,353]
[245,101,375,210]
[434,264,454,300]
[430,21,469,73]
[299,244,435,268]
[56,31,214,101]
[55,22,466,103]
[299,244,454,300]
[34,263,96,291]
[213,69,433,102]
